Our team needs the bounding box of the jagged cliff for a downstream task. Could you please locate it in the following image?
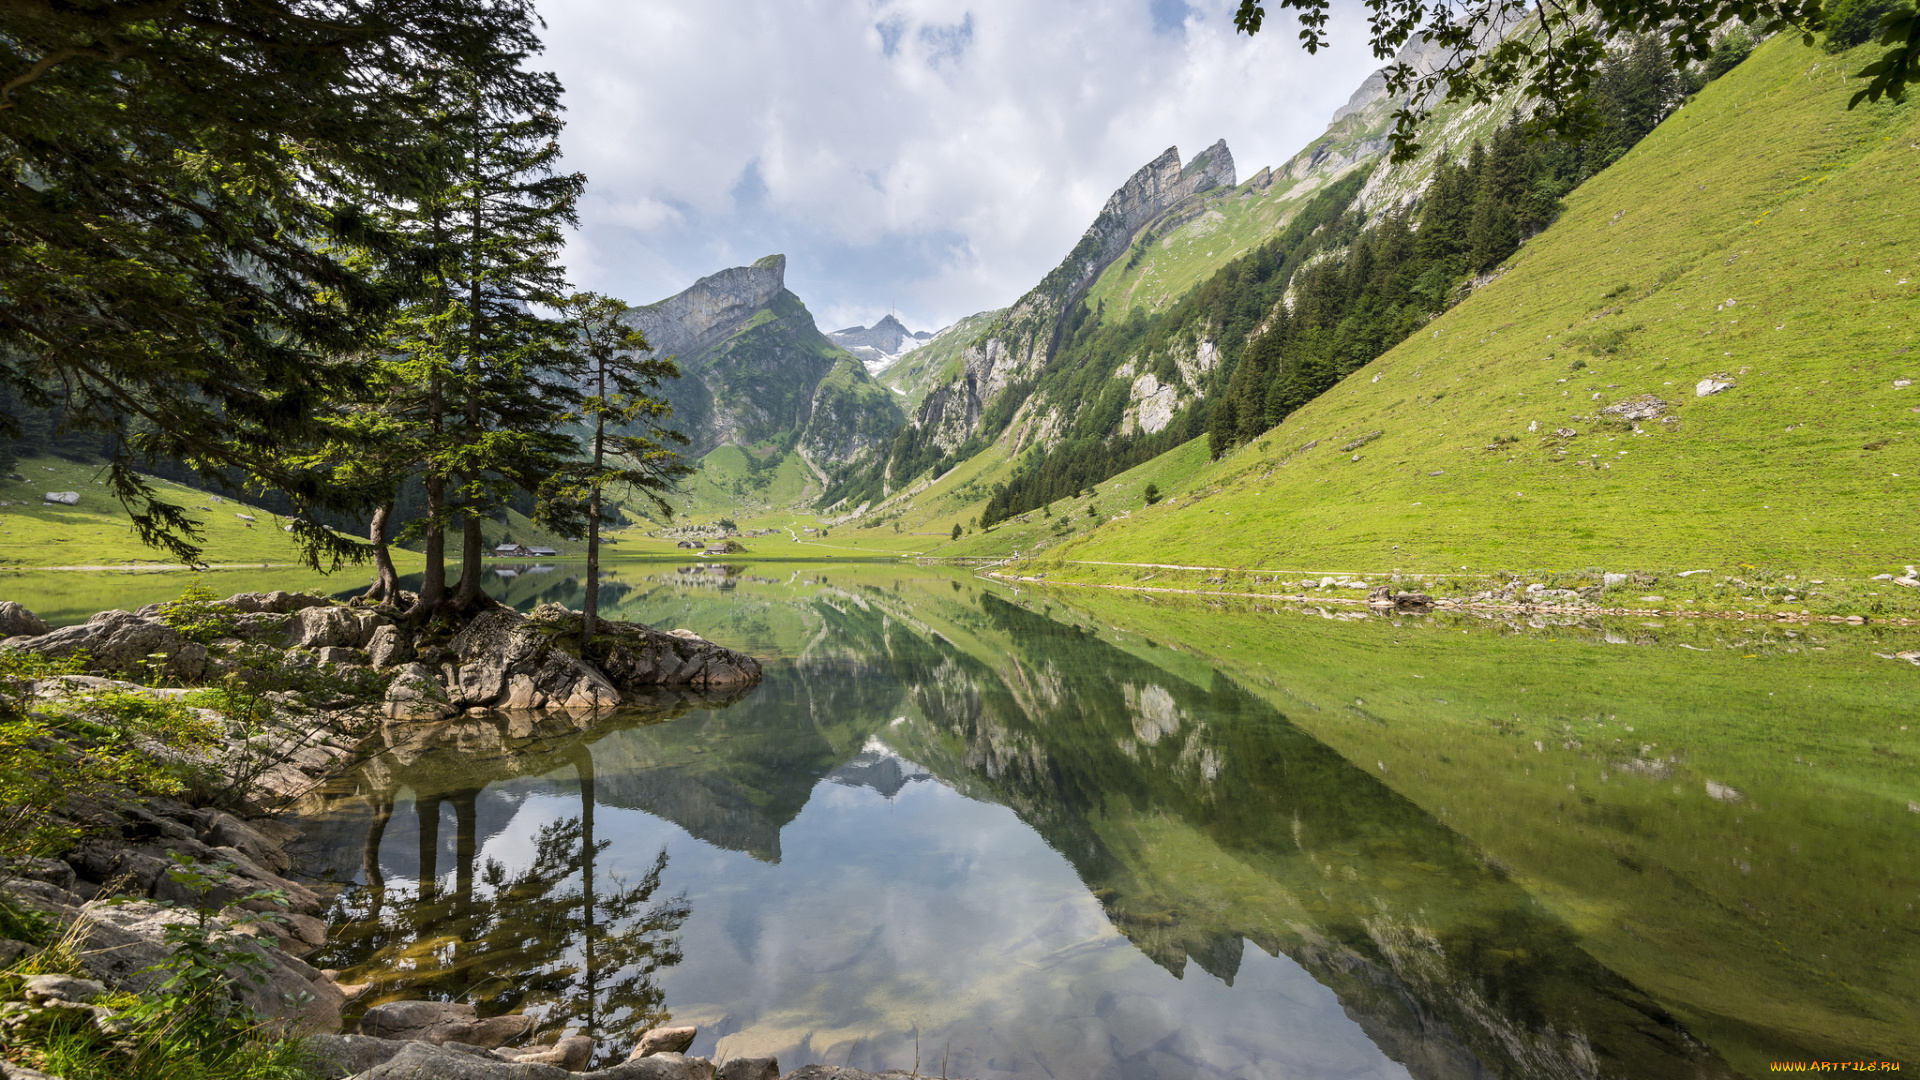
[892,142,1236,466]
[622,255,904,470]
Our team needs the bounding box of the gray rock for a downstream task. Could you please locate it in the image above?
[0,602,50,638]
[222,591,332,615]
[1696,376,1734,397]
[587,617,762,692]
[199,811,290,874]
[358,1000,533,1048]
[303,1033,407,1078]
[287,606,383,649]
[632,1026,698,1058]
[6,609,203,680]
[0,940,35,965]
[447,608,620,711]
[715,1059,778,1080]
[355,1042,717,1080]
[42,491,79,506]
[23,974,106,1004]
[367,625,414,669]
[385,662,457,721]
[357,999,476,1040]
[1600,395,1667,421]
[73,899,343,1031]
[315,646,359,665]
[1603,572,1628,587]
[7,855,76,891]
[507,1035,596,1071]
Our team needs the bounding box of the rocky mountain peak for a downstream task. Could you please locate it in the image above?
[629,255,787,360]
[828,312,925,374]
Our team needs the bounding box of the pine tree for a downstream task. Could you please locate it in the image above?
[541,293,689,645]
[0,0,535,564]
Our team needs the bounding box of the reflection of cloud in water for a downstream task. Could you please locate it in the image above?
[660,778,1410,1080]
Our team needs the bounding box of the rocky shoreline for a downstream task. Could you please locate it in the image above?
[0,591,943,1080]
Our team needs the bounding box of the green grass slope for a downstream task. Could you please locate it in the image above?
[1051,36,1919,590]
[0,457,338,567]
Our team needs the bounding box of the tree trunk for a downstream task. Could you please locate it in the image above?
[407,475,445,624]
[407,370,445,625]
[368,501,400,603]
[451,504,486,613]
[582,360,606,647]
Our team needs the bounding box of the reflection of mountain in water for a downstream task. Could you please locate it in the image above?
[296,577,1739,1080]
[827,735,932,799]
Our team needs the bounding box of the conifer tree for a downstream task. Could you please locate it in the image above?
[541,293,689,645]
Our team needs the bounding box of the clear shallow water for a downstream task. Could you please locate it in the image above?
[265,561,1918,1079]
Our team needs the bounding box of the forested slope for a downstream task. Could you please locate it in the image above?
[1042,34,1918,582]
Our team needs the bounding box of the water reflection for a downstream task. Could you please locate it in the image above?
[286,564,1909,1079]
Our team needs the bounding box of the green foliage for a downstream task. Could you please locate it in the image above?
[159,580,241,646]
[1144,482,1162,505]
[1827,0,1907,50]
[0,0,544,566]
[0,893,51,945]
[1229,0,1843,160]
[952,523,964,541]
[7,857,315,1080]
[0,662,221,861]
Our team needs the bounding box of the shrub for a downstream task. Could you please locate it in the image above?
[1144,482,1162,505]
[1824,0,1903,51]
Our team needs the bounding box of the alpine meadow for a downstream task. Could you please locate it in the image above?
[2,4,1917,1080]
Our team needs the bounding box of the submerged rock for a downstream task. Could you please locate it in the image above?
[354,1041,715,1080]
[358,999,533,1048]
[632,1026,698,1058]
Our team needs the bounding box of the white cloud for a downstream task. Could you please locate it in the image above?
[540,0,1378,333]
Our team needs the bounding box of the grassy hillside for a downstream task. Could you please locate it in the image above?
[0,457,339,567]
[1039,35,1918,600]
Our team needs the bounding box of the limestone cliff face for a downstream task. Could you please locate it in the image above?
[629,254,788,363]
[622,254,903,466]
[904,141,1236,457]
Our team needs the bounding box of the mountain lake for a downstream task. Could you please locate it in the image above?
[4,559,1915,1079]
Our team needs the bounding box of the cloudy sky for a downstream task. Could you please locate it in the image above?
[540,0,1380,334]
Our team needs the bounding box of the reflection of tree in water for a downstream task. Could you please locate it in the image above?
[320,746,688,1066]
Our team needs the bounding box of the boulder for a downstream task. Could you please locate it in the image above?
[223,591,332,615]
[286,605,384,649]
[23,974,106,1005]
[589,620,762,692]
[507,1035,597,1071]
[715,1059,778,1080]
[632,1026,698,1058]
[6,610,203,680]
[358,1000,533,1048]
[0,602,50,638]
[356,1041,715,1080]
[315,646,359,665]
[367,624,414,669]
[385,662,457,721]
[1696,377,1734,397]
[447,608,620,711]
[42,491,79,505]
[303,1033,407,1078]
[72,899,344,1031]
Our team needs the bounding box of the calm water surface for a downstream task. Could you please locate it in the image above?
[252,561,1917,1079]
